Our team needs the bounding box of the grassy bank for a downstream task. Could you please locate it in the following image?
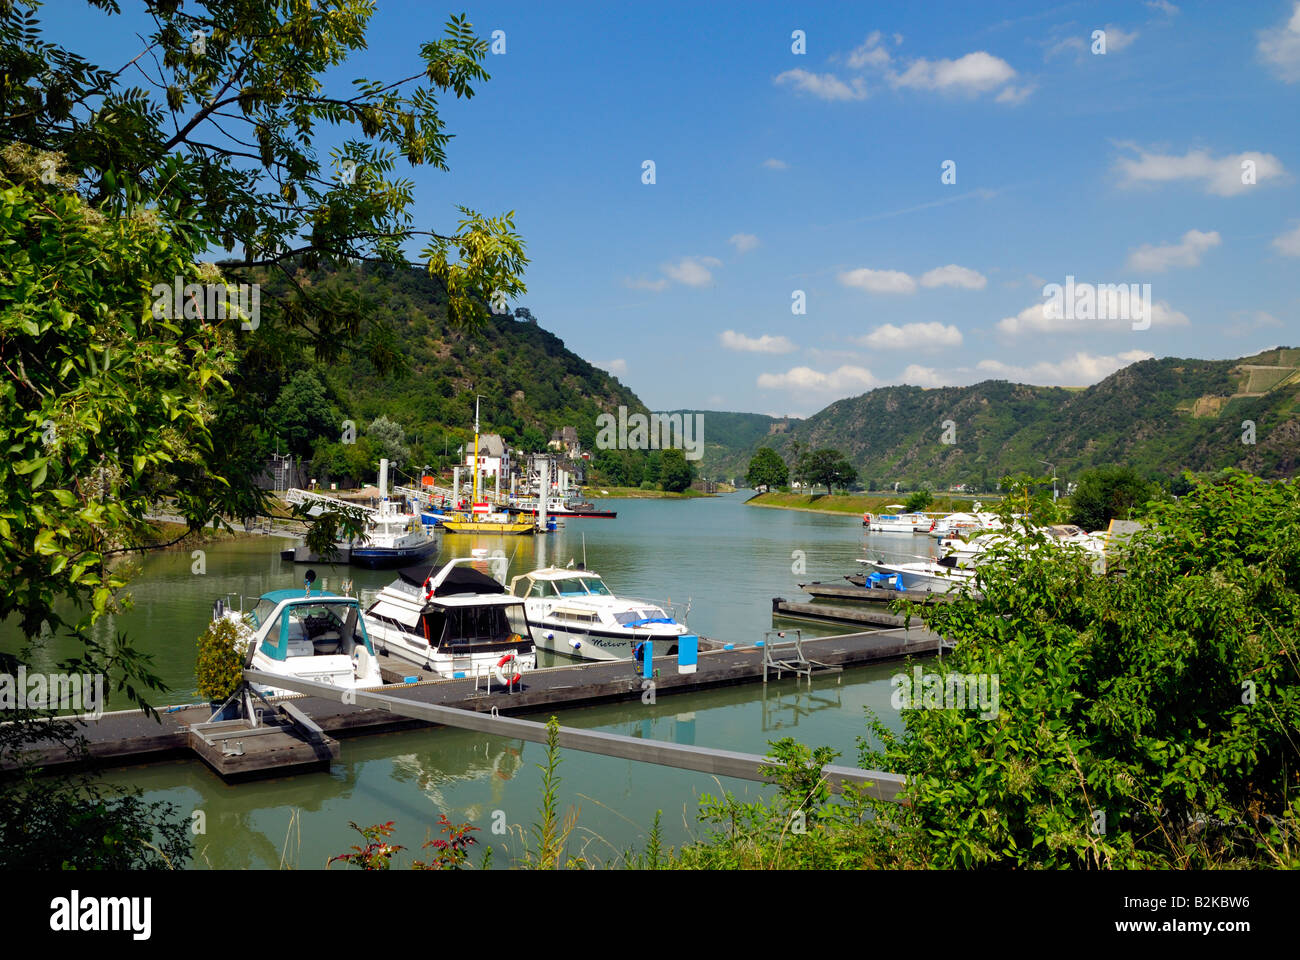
[587,486,713,500]
[745,491,1000,516]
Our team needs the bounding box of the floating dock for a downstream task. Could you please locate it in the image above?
[9,624,945,783]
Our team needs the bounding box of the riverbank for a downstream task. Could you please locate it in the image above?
[588,486,714,499]
[745,491,999,516]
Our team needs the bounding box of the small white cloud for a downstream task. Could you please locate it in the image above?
[596,359,628,376]
[994,83,1035,104]
[860,322,964,350]
[762,158,789,170]
[662,255,722,288]
[839,267,917,294]
[623,276,668,292]
[919,264,987,289]
[891,51,1017,94]
[1102,25,1139,52]
[848,32,892,69]
[1046,36,1085,60]
[1114,145,1286,196]
[1146,1,1179,15]
[898,364,951,387]
[1225,310,1281,336]
[719,330,797,354]
[1126,229,1221,272]
[729,233,760,254]
[757,365,876,394]
[977,350,1154,385]
[1274,222,1300,256]
[774,69,868,101]
[1259,2,1300,83]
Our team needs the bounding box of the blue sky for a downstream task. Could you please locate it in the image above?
[51,1,1300,416]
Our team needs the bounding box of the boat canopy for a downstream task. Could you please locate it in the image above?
[397,563,505,596]
[257,595,373,662]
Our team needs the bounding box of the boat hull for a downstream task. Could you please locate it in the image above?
[530,622,684,661]
[441,519,536,535]
[349,540,439,569]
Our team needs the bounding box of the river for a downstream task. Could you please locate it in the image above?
[3,491,942,868]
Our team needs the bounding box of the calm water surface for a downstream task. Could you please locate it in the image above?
[3,492,942,867]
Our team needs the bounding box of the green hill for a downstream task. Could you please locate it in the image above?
[713,350,1300,489]
[653,410,793,480]
[250,263,651,479]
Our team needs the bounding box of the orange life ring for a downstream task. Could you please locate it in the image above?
[494,653,521,687]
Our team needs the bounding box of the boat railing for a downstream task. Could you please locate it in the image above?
[623,595,691,626]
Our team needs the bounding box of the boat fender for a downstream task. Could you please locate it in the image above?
[494,653,522,687]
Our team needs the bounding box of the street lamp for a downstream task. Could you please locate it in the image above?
[1038,460,1058,502]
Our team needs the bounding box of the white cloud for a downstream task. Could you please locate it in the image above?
[1046,36,1085,59]
[897,364,951,387]
[1226,310,1282,336]
[1146,1,1179,15]
[1274,222,1300,256]
[595,359,627,376]
[729,233,760,254]
[1126,229,1221,272]
[994,84,1036,104]
[860,322,964,350]
[997,294,1190,336]
[839,267,917,294]
[848,31,893,69]
[773,69,868,101]
[662,255,722,288]
[976,350,1154,386]
[1102,25,1139,52]
[891,51,1016,94]
[762,158,789,170]
[757,365,877,394]
[1114,145,1286,196]
[919,264,987,289]
[719,330,797,354]
[1259,2,1300,83]
[623,276,668,292]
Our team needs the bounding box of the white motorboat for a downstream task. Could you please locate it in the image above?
[864,505,932,533]
[507,566,689,661]
[212,574,383,698]
[928,511,1003,539]
[856,556,977,594]
[363,559,537,679]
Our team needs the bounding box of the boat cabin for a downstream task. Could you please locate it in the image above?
[244,589,377,663]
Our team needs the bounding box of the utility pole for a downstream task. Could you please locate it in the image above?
[1038,460,1058,502]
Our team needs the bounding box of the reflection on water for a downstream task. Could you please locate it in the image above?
[6,493,929,867]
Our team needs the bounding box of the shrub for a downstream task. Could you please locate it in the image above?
[195,618,247,702]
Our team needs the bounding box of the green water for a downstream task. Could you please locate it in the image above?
[3,492,938,867]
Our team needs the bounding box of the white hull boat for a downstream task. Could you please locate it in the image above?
[363,559,537,680]
[508,567,689,661]
[213,576,383,698]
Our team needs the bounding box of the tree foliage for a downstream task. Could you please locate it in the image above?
[745,446,788,490]
[1069,465,1153,531]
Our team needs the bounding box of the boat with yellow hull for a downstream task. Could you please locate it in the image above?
[441,515,536,535]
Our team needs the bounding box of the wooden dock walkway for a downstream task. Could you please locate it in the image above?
[8,623,943,784]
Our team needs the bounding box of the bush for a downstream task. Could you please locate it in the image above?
[195,618,247,702]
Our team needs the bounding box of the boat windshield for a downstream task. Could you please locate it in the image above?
[553,576,611,597]
[248,597,279,628]
[426,602,531,647]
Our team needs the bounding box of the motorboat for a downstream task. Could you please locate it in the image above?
[507,566,689,661]
[212,572,382,698]
[363,559,537,679]
[505,497,617,520]
[349,460,440,567]
[856,556,977,594]
[864,506,932,533]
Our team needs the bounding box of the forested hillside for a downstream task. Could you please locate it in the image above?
[709,350,1300,489]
